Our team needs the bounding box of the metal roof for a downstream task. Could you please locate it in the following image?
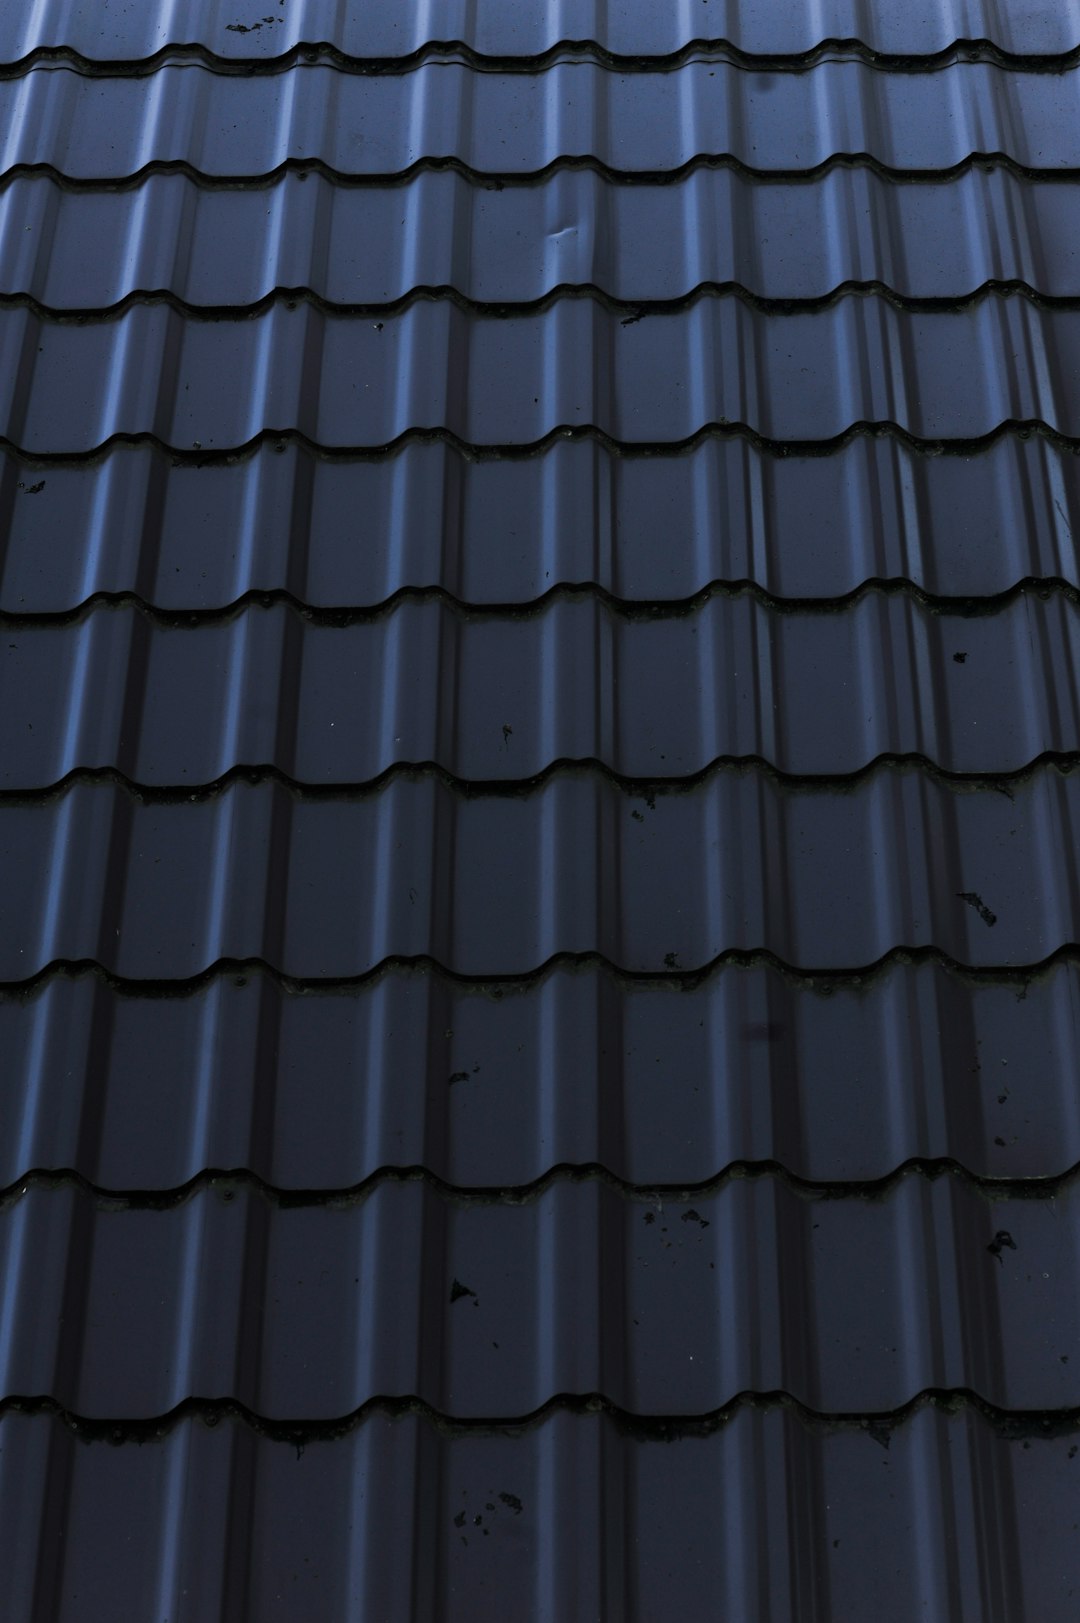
[4,61,1080,177]
[3,299,1080,448]
[1,4,1079,1620]
[6,962,1080,1188]
[4,770,1080,975]
[4,591,1080,781]
[4,0,1080,62]
[3,437,1077,609]
[6,167,1080,308]
[2,1408,1073,1623]
[1,1176,1076,1416]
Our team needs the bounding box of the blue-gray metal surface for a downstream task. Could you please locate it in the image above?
[2,299,1079,450]
[5,169,1080,309]
[2,591,1078,783]
[0,1177,1075,1416]
[2,4,1079,1619]
[1,1410,1072,1623]
[4,63,1080,178]
[2,0,1078,62]
[2,771,1078,979]
[1,437,1076,610]
[3,962,1077,1188]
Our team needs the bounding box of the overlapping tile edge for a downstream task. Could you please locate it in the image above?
[3,0,1080,65]
[8,63,1080,180]
[0,15,1071,1623]
[2,438,1077,609]
[6,1405,1078,1623]
[5,171,1080,311]
[4,962,1080,1186]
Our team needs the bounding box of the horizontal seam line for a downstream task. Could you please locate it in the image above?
[0,756,1070,804]
[2,579,1078,624]
[2,1391,1076,1446]
[4,1159,1076,1210]
[3,279,1080,323]
[6,42,1080,77]
[2,422,1078,465]
[4,153,1080,192]
[0,948,1069,998]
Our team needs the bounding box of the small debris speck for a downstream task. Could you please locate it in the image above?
[957,891,997,928]
[987,1230,1017,1264]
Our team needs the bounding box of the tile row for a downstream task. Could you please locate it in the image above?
[1,961,1073,1187]
[3,64,1080,179]
[0,1175,1074,1415]
[0,771,1075,979]
[2,1407,1070,1623]
[4,0,1079,64]
[5,170,1079,308]
[2,590,1076,785]
[1,298,1078,452]
[2,438,1073,610]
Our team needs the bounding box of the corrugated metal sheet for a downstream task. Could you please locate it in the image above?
[4,961,1078,1188]
[4,299,1080,450]
[2,436,1076,611]
[2,4,1079,1617]
[2,771,1078,978]
[3,591,1079,783]
[1,1410,1073,1623]
[4,63,1080,179]
[0,1177,1075,1415]
[6,169,1080,309]
[3,0,1079,63]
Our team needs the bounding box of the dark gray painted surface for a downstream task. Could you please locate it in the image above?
[5,171,1080,310]
[2,962,1077,1187]
[1,771,1076,979]
[1,1409,1073,1623]
[4,0,1080,63]
[2,591,1078,785]
[2,436,1076,612]
[1,1177,1075,1415]
[2,298,1078,451]
[3,5,1079,1617]
[4,64,1080,180]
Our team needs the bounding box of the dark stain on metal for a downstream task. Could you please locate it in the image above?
[957,891,998,927]
[987,1230,1018,1263]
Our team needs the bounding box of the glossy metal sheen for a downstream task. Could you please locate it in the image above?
[1,1409,1070,1623]
[3,0,1079,61]
[2,298,1078,451]
[3,63,1080,178]
[1,771,1076,979]
[3,962,1077,1188]
[3,590,1078,785]
[6,169,1080,308]
[1,1177,1075,1415]
[2,436,1076,611]
[3,3,1080,1613]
